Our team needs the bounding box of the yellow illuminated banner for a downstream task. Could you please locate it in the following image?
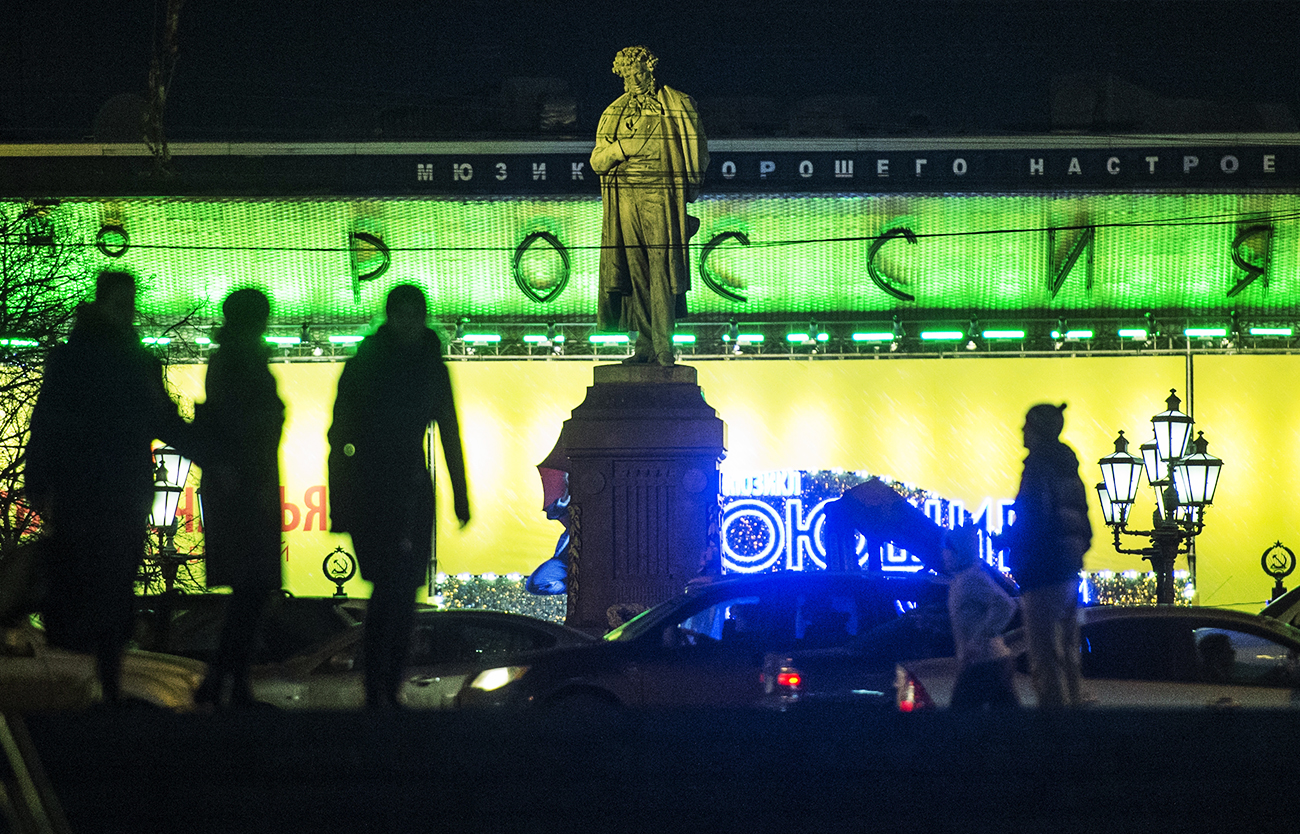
[163,354,1297,611]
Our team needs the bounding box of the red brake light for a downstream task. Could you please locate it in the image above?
[761,656,803,700]
[896,670,934,712]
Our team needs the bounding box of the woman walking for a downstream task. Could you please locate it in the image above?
[194,288,285,708]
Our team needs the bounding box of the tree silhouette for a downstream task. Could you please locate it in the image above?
[0,203,91,618]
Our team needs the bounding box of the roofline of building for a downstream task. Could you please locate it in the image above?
[4,133,1300,158]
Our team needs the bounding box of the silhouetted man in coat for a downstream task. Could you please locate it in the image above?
[25,270,191,702]
[328,284,470,709]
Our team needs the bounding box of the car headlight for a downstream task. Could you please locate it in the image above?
[469,665,530,692]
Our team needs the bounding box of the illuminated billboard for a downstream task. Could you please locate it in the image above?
[142,353,1298,614]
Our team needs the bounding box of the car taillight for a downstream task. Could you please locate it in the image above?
[895,668,934,713]
[761,655,803,699]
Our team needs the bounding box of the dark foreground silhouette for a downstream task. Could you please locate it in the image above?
[18,705,1300,834]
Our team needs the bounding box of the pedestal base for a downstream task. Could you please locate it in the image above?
[561,363,726,633]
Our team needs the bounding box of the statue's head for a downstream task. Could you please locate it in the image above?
[612,46,657,95]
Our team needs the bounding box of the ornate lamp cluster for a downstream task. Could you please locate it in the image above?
[1096,389,1224,605]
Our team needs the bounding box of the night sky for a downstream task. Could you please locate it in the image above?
[3,1,1297,141]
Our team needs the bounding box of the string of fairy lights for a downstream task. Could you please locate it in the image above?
[423,569,1190,618]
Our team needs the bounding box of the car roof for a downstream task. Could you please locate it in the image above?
[415,608,594,639]
[687,570,948,595]
[1080,605,1300,643]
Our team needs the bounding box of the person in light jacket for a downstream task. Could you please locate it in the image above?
[944,527,1019,711]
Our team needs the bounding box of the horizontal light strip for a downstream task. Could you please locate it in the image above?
[588,334,629,344]
[523,334,566,344]
[142,336,172,346]
[723,334,765,343]
[1184,327,1226,338]
[672,334,696,344]
[1249,327,1293,337]
[920,330,964,340]
[1118,328,1148,339]
[981,329,1025,339]
[852,332,893,342]
[328,334,365,344]
[462,333,501,343]
[0,338,39,347]
[265,335,301,345]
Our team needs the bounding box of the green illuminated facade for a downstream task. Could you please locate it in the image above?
[3,138,1298,349]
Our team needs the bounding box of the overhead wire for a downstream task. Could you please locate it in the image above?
[5,206,1297,254]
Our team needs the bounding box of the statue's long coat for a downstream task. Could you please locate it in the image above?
[590,84,709,331]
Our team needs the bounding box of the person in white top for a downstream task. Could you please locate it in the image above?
[944,527,1020,711]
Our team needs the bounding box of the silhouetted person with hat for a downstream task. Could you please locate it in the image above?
[193,288,285,708]
[328,285,470,710]
[25,270,192,703]
[999,403,1092,708]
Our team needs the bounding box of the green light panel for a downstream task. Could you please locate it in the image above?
[9,192,1298,326]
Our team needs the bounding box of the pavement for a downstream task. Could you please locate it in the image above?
[14,705,1300,833]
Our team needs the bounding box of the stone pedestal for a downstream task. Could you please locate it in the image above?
[561,363,727,634]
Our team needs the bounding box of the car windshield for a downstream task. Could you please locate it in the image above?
[604,606,657,642]
[603,573,951,652]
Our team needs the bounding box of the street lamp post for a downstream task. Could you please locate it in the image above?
[1096,390,1223,605]
[149,444,193,595]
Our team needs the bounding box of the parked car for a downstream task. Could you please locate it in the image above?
[248,608,594,709]
[134,593,367,665]
[894,605,1300,711]
[457,570,985,713]
[137,595,593,709]
[1,624,206,712]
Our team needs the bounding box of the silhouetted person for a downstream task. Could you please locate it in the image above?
[193,288,285,708]
[1198,632,1235,683]
[821,478,945,572]
[1000,403,1092,709]
[328,284,470,710]
[25,270,191,703]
